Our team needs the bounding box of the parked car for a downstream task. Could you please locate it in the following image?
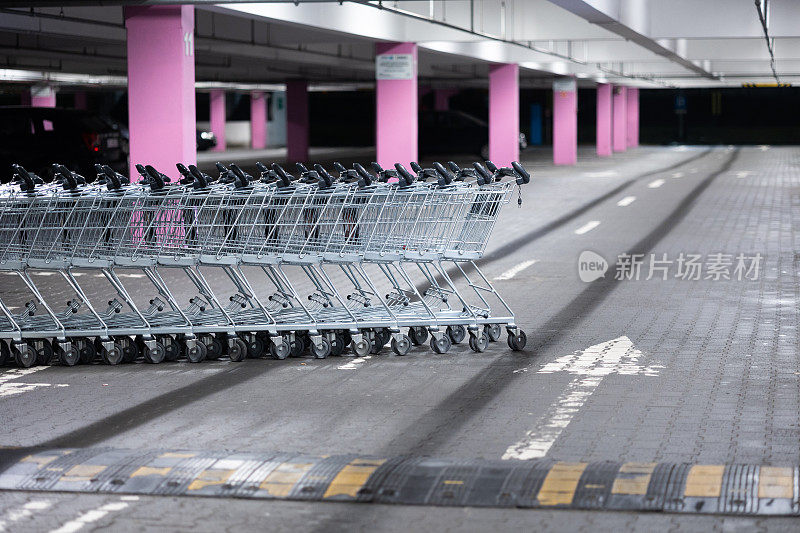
[197,129,217,151]
[419,110,527,158]
[0,106,128,182]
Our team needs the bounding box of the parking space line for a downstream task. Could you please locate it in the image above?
[49,500,129,533]
[494,260,538,281]
[616,196,636,207]
[648,179,665,188]
[574,221,601,235]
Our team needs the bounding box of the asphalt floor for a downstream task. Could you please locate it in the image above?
[1,144,798,531]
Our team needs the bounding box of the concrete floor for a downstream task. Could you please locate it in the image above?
[1,145,798,531]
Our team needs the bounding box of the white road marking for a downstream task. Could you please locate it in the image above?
[502,337,662,460]
[0,500,52,532]
[671,171,684,178]
[581,170,618,178]
[758,145,770,151]
[30,272,55,276]
[735,171,753,179]
[574,221,600,235]
[50,500,129,533]
[338,355,372,370]
[118,273,145,279]
[673,145,688,151]
[648,179,665,188]
[0,367,69,398]
[616,196,636,207]
[494,260,538,281]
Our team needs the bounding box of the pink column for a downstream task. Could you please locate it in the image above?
[613,85,628,152]
[209,89,226,152]
[74,91,87,110]
[250,91,267,150]
[553,78,577,165]
[596,83,612,157]
[434,88,457,111]
[30,85,56,107]
[489,63,519,166]
[125,6,195,181]
[626,87,639,148]
[376,42,417,167]
[287,80,309,163]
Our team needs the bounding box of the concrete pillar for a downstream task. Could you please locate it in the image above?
[596,83,613,157]
[286,80,309,163]
[30,85,56,107]
[74,91,87,110]
[434,88,457,111]
[488,63,519,166]
[553,78,577,165]
[209,89,226,152]
[626,87,639,148]
[124,5,196,181]
[250,91,267,150]
[376,42,417,167]
[613,85,627,152]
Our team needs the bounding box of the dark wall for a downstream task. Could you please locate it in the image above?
[309,90,374,146]
[641,87,800,145]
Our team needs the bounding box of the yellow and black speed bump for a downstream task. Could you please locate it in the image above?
[0,447,798,516]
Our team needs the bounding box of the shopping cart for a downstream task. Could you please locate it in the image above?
[0,157,530,368]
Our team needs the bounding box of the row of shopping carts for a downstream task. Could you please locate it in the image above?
[0,158,530,367]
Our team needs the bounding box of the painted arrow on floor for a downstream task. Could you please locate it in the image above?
[503,336,663,461]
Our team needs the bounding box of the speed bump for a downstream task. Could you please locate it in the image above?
[0,447,797,516]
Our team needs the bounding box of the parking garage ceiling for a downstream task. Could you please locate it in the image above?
[0,0,798,90]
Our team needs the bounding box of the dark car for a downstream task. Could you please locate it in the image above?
[0,106,128,182]
[197,129,217,151]
[419,110,527,158]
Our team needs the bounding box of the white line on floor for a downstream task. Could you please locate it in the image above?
[574,221,600,235]
[494,260,538,281]
[0,367,69,398]
[648,179,665,188]
[671,171,684,178]
[581,170,618,178]
[338,355,372,370]
[502,337,662,460]
[758,145,770,151]
[49,500,129,533]
[118,273,146,278]
[0,500,52,532]
[673,145,688,151]
[616,196,636,207]
[735,171,753,178]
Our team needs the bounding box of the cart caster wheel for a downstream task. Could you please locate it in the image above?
[101,344,124,365]
[447,325,466,344]
[311,338,331,359]
[270,339,290,360]
[430,335,452,354]
[200,335,223,360]
[330,334,345,357]
[57,343,80,366]
[484,324,502,342]
[289,338,304,358]
[508,330,527,351]
[341,331,352,349]
[35,339,54,365]
[13,343,37,368]
[116,337,138,363]
[352,338,371,357]
[143,341,166,364]
[391,335,412,356]
[186,342,206,363]
[409,327,428,346]
[376,328,391,347]
[228,338,247,362]
[78,338,96,364]
[162,336,180,362]
[469,332,489,353]
[0,340,9,366]
[243,334,266,359]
